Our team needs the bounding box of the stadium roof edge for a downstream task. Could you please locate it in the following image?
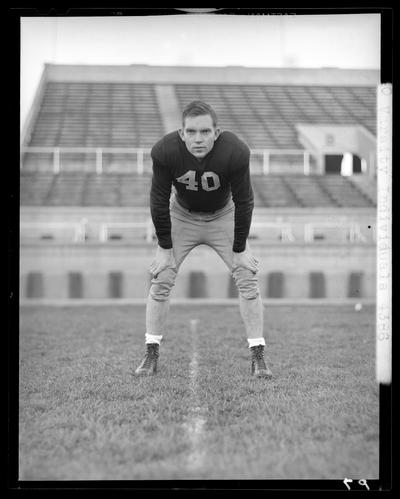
[42,63,380,86]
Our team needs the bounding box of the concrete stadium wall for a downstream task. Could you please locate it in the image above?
[20,206,377,244]
[20,205,376,223]
[19,242,376,301]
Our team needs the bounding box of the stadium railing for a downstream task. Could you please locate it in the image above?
[99,221,154,243]
[20,146,313,175]
[251,149,311,175]
[250,222,296,242]
[20,220,88,242]
[20,147,152,174]
[303,222,370,243]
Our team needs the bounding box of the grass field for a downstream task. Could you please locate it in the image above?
[19,303,379,481]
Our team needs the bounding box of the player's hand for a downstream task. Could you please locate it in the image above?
[149,246,176,277]
[232,249,260,273]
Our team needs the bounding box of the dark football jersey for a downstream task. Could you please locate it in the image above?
[150,130,254,252]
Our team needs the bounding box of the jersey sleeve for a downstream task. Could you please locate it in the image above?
[150,150,173,249]
[230,147,254,253]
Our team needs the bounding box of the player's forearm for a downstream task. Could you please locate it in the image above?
[150,200,172,249]
[150,182,172,249]
[150,184,172,249]
[230,152,253,252]
[150,160,172,249]
[233,199,254,252]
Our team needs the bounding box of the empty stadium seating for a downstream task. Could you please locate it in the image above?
[29,82,163,148]
[21,78,377,209]
[174,84,376,148]
[20,172,375,208]
[316,175,374,207]
[284,175,336,207]
[20,173,55,205]
[25,81,375,153]
[251,175,302,207]
[348,174,377,205]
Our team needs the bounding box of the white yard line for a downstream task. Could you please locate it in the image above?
[183,320,207,472]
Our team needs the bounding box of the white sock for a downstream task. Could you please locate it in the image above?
[247,337,266,348]
[145,333,163,345]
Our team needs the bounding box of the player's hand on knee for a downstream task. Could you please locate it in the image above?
[232,249,260,273]
[149,246,176,277]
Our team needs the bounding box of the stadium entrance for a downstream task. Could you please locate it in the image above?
[325,153,364,175]
[325,154,342,174]
[296,123,376,176]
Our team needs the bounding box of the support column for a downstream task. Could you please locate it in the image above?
[154,85,181,134]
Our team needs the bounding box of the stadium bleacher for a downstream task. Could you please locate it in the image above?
[20,171,375,208]
[347,174,378,205]
[316,175,374,207]
[25,81,376,150]
[174,84,376,148]
[29,82,163,148]
[21,78,377,209]
[20,172,153,207]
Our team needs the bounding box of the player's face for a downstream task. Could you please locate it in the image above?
[179,114,220,159]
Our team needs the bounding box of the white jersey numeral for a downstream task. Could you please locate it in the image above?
[201,171,221,191]
[176,170,220,192]
[176,170,198,191]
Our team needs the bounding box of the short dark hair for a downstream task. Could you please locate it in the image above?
[182,100,218,128]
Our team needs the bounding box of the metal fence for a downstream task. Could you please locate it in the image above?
[20,146,314,175]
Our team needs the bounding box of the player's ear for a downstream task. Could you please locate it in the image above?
[178,128,185,141]
[214,127,221,139]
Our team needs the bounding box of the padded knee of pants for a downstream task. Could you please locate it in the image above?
[149,267,177,301]
[232,267,260,300]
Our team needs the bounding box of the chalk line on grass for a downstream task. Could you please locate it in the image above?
[183,321,207,472]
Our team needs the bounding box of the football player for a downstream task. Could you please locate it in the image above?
[134,101,272,378]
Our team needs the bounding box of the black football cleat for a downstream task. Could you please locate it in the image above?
[250,345,273,378]
[134,343,159,376]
